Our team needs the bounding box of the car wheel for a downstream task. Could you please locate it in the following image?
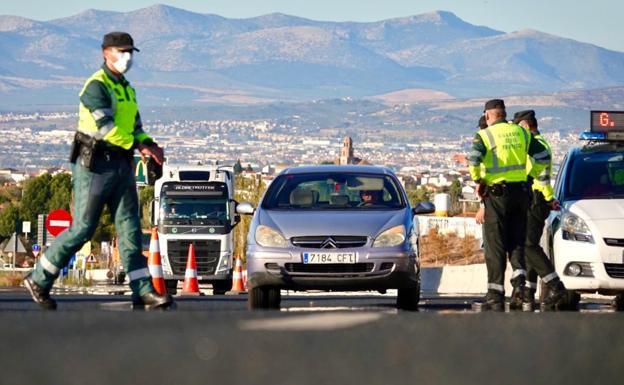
[248,286,268,310]
[165,280,178,295]
[397,284,420,311]
[212,279,232,295]
[611,293,624,311]
[563,290,581,310]
[266,287,281,309]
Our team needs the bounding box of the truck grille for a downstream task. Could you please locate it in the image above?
[605,263,624,279]
[291,236,368,249]
[285,263,374,274]
[167,240,221,276]
[604,238,624,247]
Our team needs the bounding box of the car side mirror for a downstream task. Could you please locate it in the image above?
[236,202,255,215]
[412,201,435,215]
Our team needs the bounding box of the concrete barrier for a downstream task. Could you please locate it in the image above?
[422,263,524,295]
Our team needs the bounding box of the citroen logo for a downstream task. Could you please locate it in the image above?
[321,237,338,249]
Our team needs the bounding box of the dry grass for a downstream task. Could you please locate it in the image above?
[420,228,484,267]
[0,271,27,287]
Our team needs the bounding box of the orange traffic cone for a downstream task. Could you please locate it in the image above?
[242,269,248,290]
[230,257,245,293]
[182,243,200,295]
[148,227,166,295]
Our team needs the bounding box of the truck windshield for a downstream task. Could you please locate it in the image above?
[262,172,405,210]
[161,197,229,223]
[566,151,624,200]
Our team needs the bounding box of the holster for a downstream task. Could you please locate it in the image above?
[69,132,99,171]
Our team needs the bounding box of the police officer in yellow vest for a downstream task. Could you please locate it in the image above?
[469,99,551,311]
[24,32,173,310]
[513,110,568,310]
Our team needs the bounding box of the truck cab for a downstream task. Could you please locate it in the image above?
[152,163,239,294]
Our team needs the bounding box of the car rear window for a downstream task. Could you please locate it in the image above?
[566,151,624,199]
[262,172,405,210]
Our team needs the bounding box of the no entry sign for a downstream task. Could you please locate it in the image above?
[46,209,73,237]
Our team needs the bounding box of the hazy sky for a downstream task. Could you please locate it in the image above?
[2,0,622,52]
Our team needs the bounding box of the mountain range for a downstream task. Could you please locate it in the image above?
[1,4,624,107]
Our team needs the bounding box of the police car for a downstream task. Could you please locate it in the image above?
[544,111,624,309]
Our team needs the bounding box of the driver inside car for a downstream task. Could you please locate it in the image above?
[359,189,384,206]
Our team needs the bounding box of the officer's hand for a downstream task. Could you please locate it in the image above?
[138,143,164,165]
[475,207,485,224]
[549,199,561,211]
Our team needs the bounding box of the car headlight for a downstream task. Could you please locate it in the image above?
[373,225,406,248]
[561,212,594,243]
[255,225,288,248]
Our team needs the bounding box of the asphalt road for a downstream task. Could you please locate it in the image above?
[0,289,622,385]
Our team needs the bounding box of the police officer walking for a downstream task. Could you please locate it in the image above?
[469,99,551,311]
[24,32,173,310]
[513,110,568,311]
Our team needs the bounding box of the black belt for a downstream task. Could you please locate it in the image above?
[487,181,528,197]
[97,146,133,161]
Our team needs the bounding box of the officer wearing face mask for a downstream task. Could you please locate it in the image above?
[23,32,173,310]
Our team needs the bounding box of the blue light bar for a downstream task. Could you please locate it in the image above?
[579,131,607,141]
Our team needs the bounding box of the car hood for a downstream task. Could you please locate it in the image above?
[258,209,406,239]
[566,199,624,220]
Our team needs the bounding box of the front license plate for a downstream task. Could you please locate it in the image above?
[303,252,356,264]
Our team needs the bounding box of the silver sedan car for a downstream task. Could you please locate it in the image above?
[238,165,434,310]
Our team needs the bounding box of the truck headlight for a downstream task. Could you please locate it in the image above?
[561,213,594,243]
[255,225,288,248]
[373,225,406,248]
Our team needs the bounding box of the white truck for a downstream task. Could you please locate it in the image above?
[151,163,239,294]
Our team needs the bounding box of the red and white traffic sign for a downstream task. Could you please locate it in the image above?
[46,209,72,237]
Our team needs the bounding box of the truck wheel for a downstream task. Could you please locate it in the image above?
[397,284,420,311]
[266,287,281,309]
[165,280,178,295]
[248,286,268,310]
[212,280,232,295]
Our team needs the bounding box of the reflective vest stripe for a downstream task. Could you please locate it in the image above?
[127,267,150,281]
[40,255,60,275]
[526,281,538,289]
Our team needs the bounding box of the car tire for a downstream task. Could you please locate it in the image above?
[564,290,581,310]
[165,279,178,295]
[266,287,281,309]
[248,286,268,310]
[397,284,420,311]
[212,279,232,295]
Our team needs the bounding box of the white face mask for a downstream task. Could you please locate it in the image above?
[112,51,133,74]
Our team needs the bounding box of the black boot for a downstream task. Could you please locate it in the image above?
[509,285,527,311]
[133,291,174,310]
[473,291,504,312]
[541,281,567,311]
[522,286,536,312]
[23,274,57,311]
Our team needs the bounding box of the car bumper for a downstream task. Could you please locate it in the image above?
[246,245,419,290]
[553,237,624,293]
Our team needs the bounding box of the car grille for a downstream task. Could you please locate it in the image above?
[167,240,220,276]
[604,263,624,278]
[285,263,374,274]
[291,236,368,249]
[604,238,624,247]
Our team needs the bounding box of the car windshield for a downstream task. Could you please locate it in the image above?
[262,172,405,210]
[566,151,624,199]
